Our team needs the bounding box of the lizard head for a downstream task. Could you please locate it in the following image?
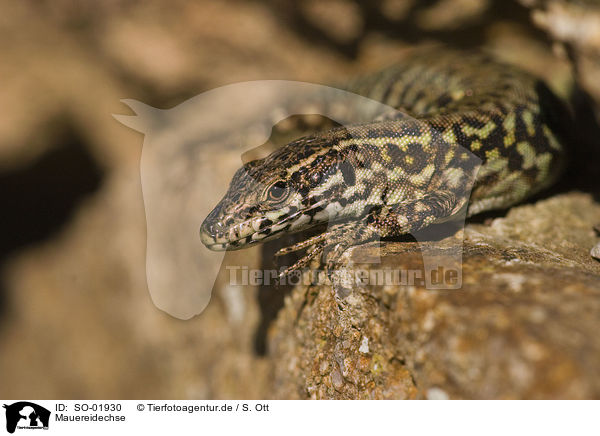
[200,129,357,250]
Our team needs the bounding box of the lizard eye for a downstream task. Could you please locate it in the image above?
[265,181,289,203]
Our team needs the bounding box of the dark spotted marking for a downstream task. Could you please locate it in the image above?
[338,161,356,186]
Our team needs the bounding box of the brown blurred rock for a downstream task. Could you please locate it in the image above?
[522,0,600,107]
[416,0,490,31]
[0,0,344,399]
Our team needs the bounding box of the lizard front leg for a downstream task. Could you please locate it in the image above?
[277,189,463,278]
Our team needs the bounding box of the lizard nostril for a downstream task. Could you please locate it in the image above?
[223,214,235,226]
[200,216,224,240]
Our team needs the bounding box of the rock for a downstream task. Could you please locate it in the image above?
[268,193,600,399]
[523,0,600,103]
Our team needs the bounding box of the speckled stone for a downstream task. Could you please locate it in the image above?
[268,193,600,399]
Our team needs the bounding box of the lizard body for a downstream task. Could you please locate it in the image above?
[200,49,569,274]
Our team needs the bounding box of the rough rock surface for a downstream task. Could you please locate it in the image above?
[269,193,600,399]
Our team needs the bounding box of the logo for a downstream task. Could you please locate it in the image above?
[3,402,50,434]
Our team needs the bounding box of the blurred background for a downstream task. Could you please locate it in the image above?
[0,0,599,399]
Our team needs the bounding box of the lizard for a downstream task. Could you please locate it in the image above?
[199,48,570,277]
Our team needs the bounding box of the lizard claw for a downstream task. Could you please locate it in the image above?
[274,232,329,257]
[277,243,324,279]
[277,221,376,280]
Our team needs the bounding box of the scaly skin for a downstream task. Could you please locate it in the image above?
[200,49,568,275]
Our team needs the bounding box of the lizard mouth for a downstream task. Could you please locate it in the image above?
[199,216,284,251]
[200,214,263,250]
[200,200,329,251]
